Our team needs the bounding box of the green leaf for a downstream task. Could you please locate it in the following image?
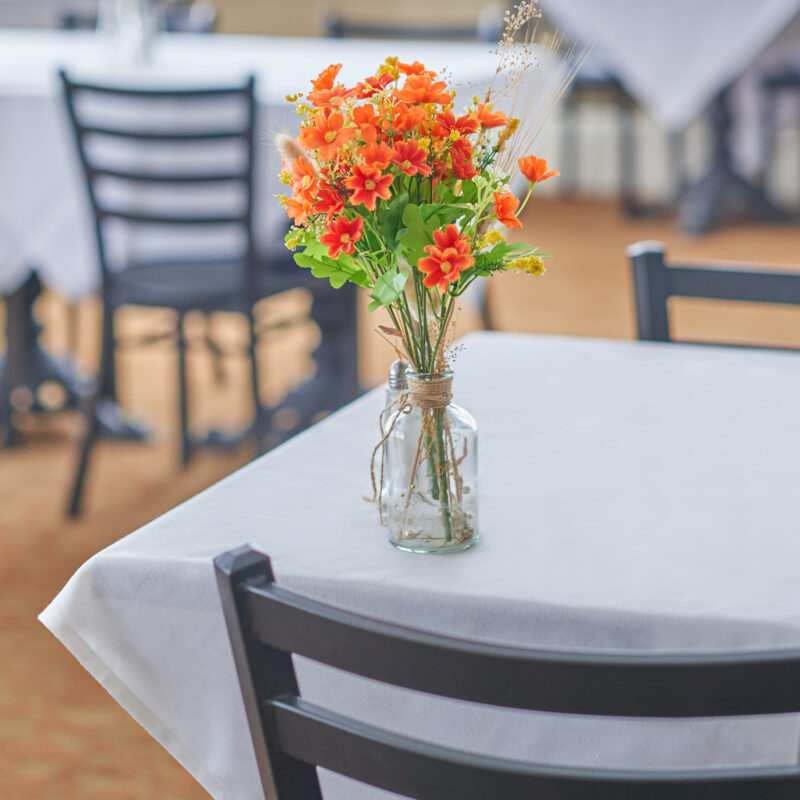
[376,192,409,244]
[397,203,431,264]
[293,245,371,290]
[367,267,408,312]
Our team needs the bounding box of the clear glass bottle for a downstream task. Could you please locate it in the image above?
[382,371,478,553]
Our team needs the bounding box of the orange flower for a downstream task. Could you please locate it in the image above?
[397,60,432,76]
[391,139,431,176]
[432,110,479,138]
[290,157,316,198]
[345,164,394,211]
[397,74,453,105]
[307,84,356,108]
[300,109,357,161]
[450,139,478,180]
[319,215,364,258]
[518,156,560,184]
[285,195,311,226]
[395,104,428,132]
[312,63,342,92]
[418,224,474,293]
[493,191,522,228]
[476,103,508,128]
[353,103,379,131]
[314,183,344,217]
[358,141,394,169]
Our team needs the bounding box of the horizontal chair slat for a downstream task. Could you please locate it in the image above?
[63,80,252,98]
[79,124,249,141]
[89,166,246,183]
[271,695,800,800]
[98,208,246,225]
[666,265,800,305]
[244,584,800,718]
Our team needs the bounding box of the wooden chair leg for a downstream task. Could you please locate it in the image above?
[177,313,191,467]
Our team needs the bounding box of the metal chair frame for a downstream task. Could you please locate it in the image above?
[60,70,265,514]
[629,240,800,347]
[216,545,800,800]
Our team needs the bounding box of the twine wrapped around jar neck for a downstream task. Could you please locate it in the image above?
[406,373,453,409]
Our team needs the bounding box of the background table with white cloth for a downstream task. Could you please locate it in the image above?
[40,332,800,800]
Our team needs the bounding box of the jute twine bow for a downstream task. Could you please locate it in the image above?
[367,374,453,524]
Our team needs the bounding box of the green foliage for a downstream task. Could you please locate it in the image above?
[292,240,370,289]
[367,266,408,311]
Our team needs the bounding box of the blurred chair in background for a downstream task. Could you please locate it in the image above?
[628,240,800,347]
[60,72,312,515]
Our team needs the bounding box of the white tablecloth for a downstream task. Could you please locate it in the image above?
[40,333,800,800]
[0,31,501,299]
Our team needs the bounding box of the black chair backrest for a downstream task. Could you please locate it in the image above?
[324,12,501,43]
[215,546,800,800]
[59,70,256,291]
[629,240,800,347]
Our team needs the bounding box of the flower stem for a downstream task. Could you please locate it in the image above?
[434,407,452,541]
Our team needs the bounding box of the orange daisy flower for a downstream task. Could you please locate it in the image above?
[319,215,364,258]
[345,164,394,211]
[391,139,431,176]
[358,141,394,169]
[518,156,560,184]
[285,195,311,227]
[353,103,380,141]
[300,109,358,161]
[450,139,477,180]
[307,85,356,108]
[290,157,316,198]
[397,74,453,105]
[312,63,342,92]
[432,110,479,138]
[493,191,522,228]
[476,103,508,128]
[397,61,433,76]
[418,224,474,293]
[314,182,344,217]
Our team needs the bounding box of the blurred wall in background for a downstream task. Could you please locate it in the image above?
[214,0,495,36]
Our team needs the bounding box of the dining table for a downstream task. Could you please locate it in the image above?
[541,0,800,232]
[40,331,800,800]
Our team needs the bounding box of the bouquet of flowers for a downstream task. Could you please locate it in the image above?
[275,2,574,552]
[276,59,558,374]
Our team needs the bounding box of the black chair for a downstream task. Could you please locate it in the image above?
[60,71,307,514]
[216,545,800,800]
[629,240,800,346]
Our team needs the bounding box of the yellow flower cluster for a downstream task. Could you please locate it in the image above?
[478,230,505,248]
[278,170,291,185]
[378,56,400,80]
[285,92,303,103]
[509,255,545,275]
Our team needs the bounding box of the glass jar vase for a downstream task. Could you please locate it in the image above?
[381,371,478,553]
